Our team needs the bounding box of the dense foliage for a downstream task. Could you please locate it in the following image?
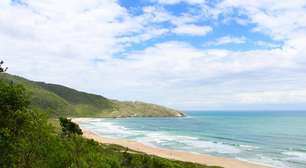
[59,117,83,136]
[0,76,220,168]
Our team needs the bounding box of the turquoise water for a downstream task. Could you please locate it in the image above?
[78,111,306,168]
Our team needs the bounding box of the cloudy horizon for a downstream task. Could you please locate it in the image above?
[1,0,306,110]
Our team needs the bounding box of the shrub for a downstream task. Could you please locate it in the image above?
[59,117,83,136]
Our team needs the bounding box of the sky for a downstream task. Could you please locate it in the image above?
[1,0,306,110]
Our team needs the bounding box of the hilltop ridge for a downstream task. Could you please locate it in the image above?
[0,73,184,118]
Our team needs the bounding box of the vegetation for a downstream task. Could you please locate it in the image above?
[0,73,184,118]
[0,71,220,168]
[59,117,83,136]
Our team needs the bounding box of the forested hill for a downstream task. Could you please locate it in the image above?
[0,73,184,118]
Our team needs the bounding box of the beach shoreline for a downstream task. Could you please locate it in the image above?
[72,118,271,168]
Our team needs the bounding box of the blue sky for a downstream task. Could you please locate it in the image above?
[1,0,306,110]
[118,0,279,52]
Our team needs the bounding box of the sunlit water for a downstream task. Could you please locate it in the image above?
[78,111,306,168]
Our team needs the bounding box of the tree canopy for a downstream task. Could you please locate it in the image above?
[59,117,83,136]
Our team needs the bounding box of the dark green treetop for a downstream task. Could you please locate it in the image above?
[59,117,83,136]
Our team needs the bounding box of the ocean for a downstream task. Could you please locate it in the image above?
[78,111,306,168]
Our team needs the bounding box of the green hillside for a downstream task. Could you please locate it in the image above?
[0,75,218,168]
[0,73,184,118]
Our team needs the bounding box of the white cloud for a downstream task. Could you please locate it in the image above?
[142,6,204,27]
[1,0,306,110]
[217,0,306,40]
[172,24,212,36]
[206,36,246,46]
[153,0,206,5]
[0,0,170,95]
[86,40,303,109]
[142,6,173,23]
[1,0,138,60]
[254,41,280,48]
[236,89,306,104]
[0,0,170,72]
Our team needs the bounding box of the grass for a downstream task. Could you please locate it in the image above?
[0,73,183,118]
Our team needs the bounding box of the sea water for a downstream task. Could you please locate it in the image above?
[78,111,306,168]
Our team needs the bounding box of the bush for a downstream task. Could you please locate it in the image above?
[59,117,83,136]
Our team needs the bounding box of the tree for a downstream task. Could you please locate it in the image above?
[0,79,31,166]
[59,117,83,136]
[0,78,61,168]
[0,80,31,131]
[0,60,8,73]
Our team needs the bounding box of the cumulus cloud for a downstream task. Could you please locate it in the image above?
[217,0,306,40]
[254,41,280,48]
[0,0,166,78]
[172,24,212,36]
[152,0,206,5]
[205,36,246,46]
[1,0,306,110]
[88,39,303,109]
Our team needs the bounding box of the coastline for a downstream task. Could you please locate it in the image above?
[72,118,271,168]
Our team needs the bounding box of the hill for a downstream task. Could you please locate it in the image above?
[0,75,218,168]
[0,73,184,118]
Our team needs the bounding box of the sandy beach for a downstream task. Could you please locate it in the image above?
[72,118,271,168]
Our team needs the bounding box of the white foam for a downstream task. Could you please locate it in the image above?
[282,151,306,162]
[134,132,194,144]
[81,120,241,154]
[134,132,241,154]
[182,139,241,154]
[80,121,143,138]
[77,118,105,123]
[236,156,289,168]
[239,144,259,150]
